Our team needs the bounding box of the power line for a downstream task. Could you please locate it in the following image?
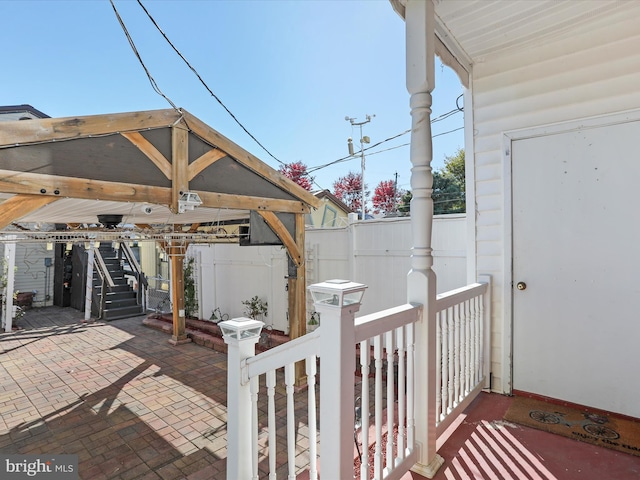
[110,0,179,111]
[308,124,464,174]
[133,0,285,165]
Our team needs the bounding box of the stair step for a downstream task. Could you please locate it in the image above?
[94,284,132,293]
[102,304,144,321]
[98,291,137,301]
[102,297,139,309]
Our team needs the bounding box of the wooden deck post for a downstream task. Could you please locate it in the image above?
[167,242,191,345]
[404,0,444,477]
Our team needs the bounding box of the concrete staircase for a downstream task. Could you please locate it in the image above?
[92,243,144,320]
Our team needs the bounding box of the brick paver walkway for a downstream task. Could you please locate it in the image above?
[0,307,235,479]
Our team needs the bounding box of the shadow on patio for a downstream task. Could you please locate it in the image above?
[2,307,639,479]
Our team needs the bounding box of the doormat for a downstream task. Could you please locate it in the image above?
[504,396,640,457]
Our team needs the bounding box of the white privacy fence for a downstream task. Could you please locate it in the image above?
[223,275,490,480]
[192,214,467,331]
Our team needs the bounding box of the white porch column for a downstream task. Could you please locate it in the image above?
[84,242,95,322]
[220,317,264,480]
[309,279,366,480]
[3,236,17,332]
[404,0,444,477]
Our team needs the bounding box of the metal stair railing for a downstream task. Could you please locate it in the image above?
[93,248,115,319]
[118,242,148,309]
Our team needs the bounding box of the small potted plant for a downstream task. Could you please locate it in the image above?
[307,311,320,332]
[242,296,268,321]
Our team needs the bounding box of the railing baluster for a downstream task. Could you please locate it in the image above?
[462,299,467,394]
[385,330,395,473]
[307,356,318,480]
[465,299,472,395]
[250,376,259,480]
[396,326,405,464]
[436,311,447,424]
[374,334,383,479]
[406,322,415,455]
[285,363,296,480]
[266,370,277,480]
[447,306,455,413]
[454,303,461,405]
[359,340,370,480]
[471,295,478,385]
[440,310,448,419]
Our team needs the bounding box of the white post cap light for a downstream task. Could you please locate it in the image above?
[219,317,264,342]
[308,279,367,310]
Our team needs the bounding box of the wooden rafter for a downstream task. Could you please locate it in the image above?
[257,211,303,267]
[0,109,181,147]
[0,194,60,229]
[182,111,321,210]
[188,149,227,180]
[121,132,172,180]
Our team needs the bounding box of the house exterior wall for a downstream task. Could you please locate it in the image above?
[0,243,54,308]
[306,200,350,228]
[469,15,640,393]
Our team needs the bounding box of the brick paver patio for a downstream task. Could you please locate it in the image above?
[0,307,242,479]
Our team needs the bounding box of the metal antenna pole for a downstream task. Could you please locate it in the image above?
[345,114,374,219]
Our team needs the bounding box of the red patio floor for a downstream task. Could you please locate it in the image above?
[2,307,639,479]
[405,392,640,480]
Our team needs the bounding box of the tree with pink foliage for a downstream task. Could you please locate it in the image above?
[333,171,368,214]
[372,179,404,216]
[278,161,314,191]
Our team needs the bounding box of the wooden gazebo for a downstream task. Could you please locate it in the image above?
[0,108,320,346]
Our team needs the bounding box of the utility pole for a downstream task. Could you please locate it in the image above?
[394,171,399,214]
[346,114,374,220]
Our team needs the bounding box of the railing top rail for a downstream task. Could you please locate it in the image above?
[435,282,488,312]
[243,329,320,383]
[94,249,116,288]
[354,303,422,343]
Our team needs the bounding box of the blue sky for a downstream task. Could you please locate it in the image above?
[2,0,464,196]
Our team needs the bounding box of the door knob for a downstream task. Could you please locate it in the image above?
[516,282,527,290]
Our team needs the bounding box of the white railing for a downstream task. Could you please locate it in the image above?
[435,275,491,436]
[223,276,491,480]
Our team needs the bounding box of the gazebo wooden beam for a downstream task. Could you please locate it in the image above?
[182,111,321,210]
[0,169,311,213]
[121,131,173,180]
[0,194,59,229]
[256,211,302,266]
[0,169,171,204]
[188,149,227,180]
[0,109,181,146]
[171,125,189,214]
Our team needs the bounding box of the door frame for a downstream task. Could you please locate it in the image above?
[501,107,640,395]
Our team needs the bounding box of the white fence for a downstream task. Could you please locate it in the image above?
[223,275,490,479]
[192,214,467,331]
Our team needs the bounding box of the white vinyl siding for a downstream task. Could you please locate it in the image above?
[470,14,640,393]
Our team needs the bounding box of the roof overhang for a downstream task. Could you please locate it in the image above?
[391,0,640,87]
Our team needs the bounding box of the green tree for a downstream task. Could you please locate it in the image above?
[443,148,465,190]
[393,148,465,216]
[397,191,412,216]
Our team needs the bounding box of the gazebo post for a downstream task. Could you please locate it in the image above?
[167,242,191,345]
[289,212,307,384]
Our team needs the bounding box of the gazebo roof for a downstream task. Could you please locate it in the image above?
[0,108,320,243]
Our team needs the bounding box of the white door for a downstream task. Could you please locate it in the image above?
[512,119,640,418]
